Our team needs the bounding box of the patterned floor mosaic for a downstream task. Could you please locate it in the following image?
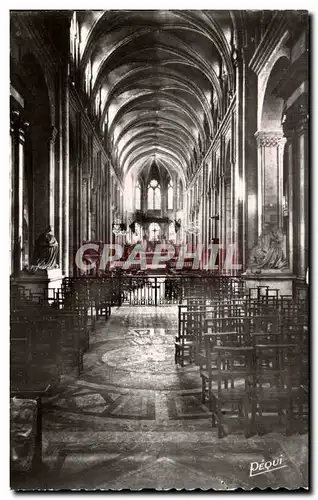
[12,306,309,490]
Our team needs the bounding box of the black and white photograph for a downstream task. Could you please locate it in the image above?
[9,9,309,491]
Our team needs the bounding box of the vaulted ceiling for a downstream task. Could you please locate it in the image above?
[77,10,236,184]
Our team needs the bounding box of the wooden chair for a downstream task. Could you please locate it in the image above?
[200,332,240,405]
[175,311,199,366]
[11,317,62,392]
[204,341,255,438]
[250,337,305,435]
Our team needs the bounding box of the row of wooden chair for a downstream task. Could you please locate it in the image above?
[175,281,308,437]
[200,331,307,437]
[10,283,98,391]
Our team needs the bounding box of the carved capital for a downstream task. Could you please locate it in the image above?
[255,131,286,148]
[10,110,29,139]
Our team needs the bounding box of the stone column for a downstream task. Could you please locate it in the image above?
[255,131,286,233]
[10,110,29,276]
[296,107,308,279]
[105,162,110,244]
[220,173,225,269]
[110,174,114,245]
[100,186,103,242]
[81,177,87,241]
[62,66,70,276]
[78,162,83,250]
[86,177,91,241]
[49,126,58,231]
[87,137,93,241]
[57,71,64,270]
[243,53,258,265]
[95,187,99,240]
[201,166,208,253]
[282,119,294,272]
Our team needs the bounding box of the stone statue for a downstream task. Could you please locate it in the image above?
[29,226,59,271]
[246,225,287,274]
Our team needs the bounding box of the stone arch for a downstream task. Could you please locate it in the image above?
[256,54,290,236]
[260,55,290,131]
[258,49,290,131]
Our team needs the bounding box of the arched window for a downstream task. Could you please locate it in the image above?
[168,180,173,210]
[95,89,101,117]
[147,179,161,210]
[70,12,79,65]
[135,182,141,210]
[84,60,92,96]
[149,222,161,241]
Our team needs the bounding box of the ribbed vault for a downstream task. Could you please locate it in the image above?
[77,10,236,184]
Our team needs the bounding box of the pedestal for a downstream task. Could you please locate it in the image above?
[12,268,64,301]
[242,270,296,297]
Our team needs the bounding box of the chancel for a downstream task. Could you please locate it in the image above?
[10,10,309,491]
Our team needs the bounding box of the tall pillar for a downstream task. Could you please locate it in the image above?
[105,162,110,244]
[96,187,100,240]
[10,110,29,276]
[57,72,64,270]
[81,177,88,241]
[102,185,106,242]
[230,159,235,250]
[87,176,92,240]
[62,66,70,276]
[233,47,244,273]
[234,40,258,272]
[282,120,294,272]
[49,126,58,231]
[296,107,308,279]
[75,113,83,260]
[110,173,114,245]
[87,136,93,241]
[255,131,286,233]
[243,61,258,261]
[201,165,208,252]
[220,173,225,270]
[78,162,83,248]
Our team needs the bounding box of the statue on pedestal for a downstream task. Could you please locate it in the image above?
[246,225,287,274]
[29,226,59,272]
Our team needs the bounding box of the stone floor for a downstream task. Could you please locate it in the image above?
[13,306,308,490]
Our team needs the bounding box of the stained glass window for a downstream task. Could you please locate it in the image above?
[147,179,161,210]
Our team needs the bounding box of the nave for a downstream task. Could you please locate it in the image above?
[10,9,309,491]
[11,302,308,490]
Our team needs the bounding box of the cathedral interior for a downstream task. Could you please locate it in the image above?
[10,10,309,490]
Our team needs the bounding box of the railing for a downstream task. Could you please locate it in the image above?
[60,274,245,307]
